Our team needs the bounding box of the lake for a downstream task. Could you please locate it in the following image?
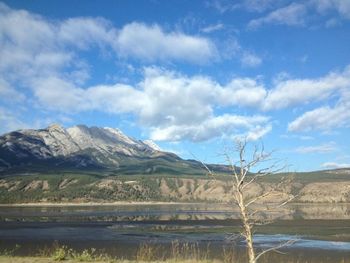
[0,203,349,262]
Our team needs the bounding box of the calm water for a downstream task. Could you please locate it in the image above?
[0,203,349,261]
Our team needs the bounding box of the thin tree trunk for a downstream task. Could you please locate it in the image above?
[237,189,256,263]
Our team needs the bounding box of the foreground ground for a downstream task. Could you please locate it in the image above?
[0,256,349,263]
[0,257,209,263]
[0,257,222,263]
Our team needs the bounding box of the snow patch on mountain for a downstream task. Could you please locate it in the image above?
[143,140,161,151]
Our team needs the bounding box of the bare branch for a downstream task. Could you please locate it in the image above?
[245,191,281,207]
[204,138,295,263]
[190,152,216,180]
[255,239,297,262]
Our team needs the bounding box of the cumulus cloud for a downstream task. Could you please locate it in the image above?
[0,3,216,77]
[116,22,216,63]
[294,142,337,154]
[149,114,270,142]
[245,124,272,141]
[288,100,350,132]
[263,65,350,110]
[28,67,271,142]
[58,17,117,50]
[261,65,350,133]
[0,3,270,142]
[220,78,266,107]
[321,162,350,169]
[248,3,307,29]
[2,3,350,142]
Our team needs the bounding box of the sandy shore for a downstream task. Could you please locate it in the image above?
[0,201,203,207]
[0,202,346,207]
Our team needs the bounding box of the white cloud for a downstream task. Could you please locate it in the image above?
[25,67,271,142]
[248,3,307,28]
[243,0,280,12]
[263,65,350,110]
[116,22,217,63]
[325,17,341,27]
[241,51,262,67]
[205,0,239,13]
[58,17,117,50]
[201,23,224,33]
[321,162,350,169]
[280,134,314,140]
[294,142,337,154]
[0,107,29,134]
[220,78,266,107]
[0,3,230,142]
[0,78,24,102]
[311,0,350,19]
[32,77,87,111]
[220,37,263,67]
[206,0,281,13]
[2,3,350,141]
[245,124,272,141]
[288,82,350,132]
[0,107,56,135]
[288,101,350,132]
[149,114,270,142]
[247,0,350,29]
[86,84,146,114]
[0,3,216,81]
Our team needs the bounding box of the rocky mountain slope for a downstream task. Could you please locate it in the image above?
[0,124,226,175]
[0,125,349,204]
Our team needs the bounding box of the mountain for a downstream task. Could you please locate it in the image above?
[0,125,350,204]
[0,124,224,175]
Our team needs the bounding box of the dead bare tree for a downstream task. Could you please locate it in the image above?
[205,139,296,263]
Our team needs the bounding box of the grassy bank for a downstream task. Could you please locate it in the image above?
[0,255,348,263]
[1,242,349,263]
[0,257,219,263]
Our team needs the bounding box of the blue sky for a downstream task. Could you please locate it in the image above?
[0,0,350,171]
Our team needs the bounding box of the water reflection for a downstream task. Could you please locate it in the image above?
[0,203,349,222]
[0,203,349,259]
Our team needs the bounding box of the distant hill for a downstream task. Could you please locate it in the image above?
[0,167,349,204]
[0,125,349,204]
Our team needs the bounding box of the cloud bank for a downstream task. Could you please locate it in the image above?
[1,2,350,143]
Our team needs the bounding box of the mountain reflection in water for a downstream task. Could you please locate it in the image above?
[0,203,349,261]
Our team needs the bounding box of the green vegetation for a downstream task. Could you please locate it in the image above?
[0,168,349,204]
[0,242,348,263]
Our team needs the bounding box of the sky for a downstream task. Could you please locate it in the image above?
[0,0,350,171]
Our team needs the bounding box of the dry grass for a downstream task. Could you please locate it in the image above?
[1,242,349,263]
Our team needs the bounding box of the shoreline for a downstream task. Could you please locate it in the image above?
[0,201,204,207]
[0,201,349,207]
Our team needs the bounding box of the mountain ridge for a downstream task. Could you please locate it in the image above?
[1,125,350,204]
[0,124,225,176]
